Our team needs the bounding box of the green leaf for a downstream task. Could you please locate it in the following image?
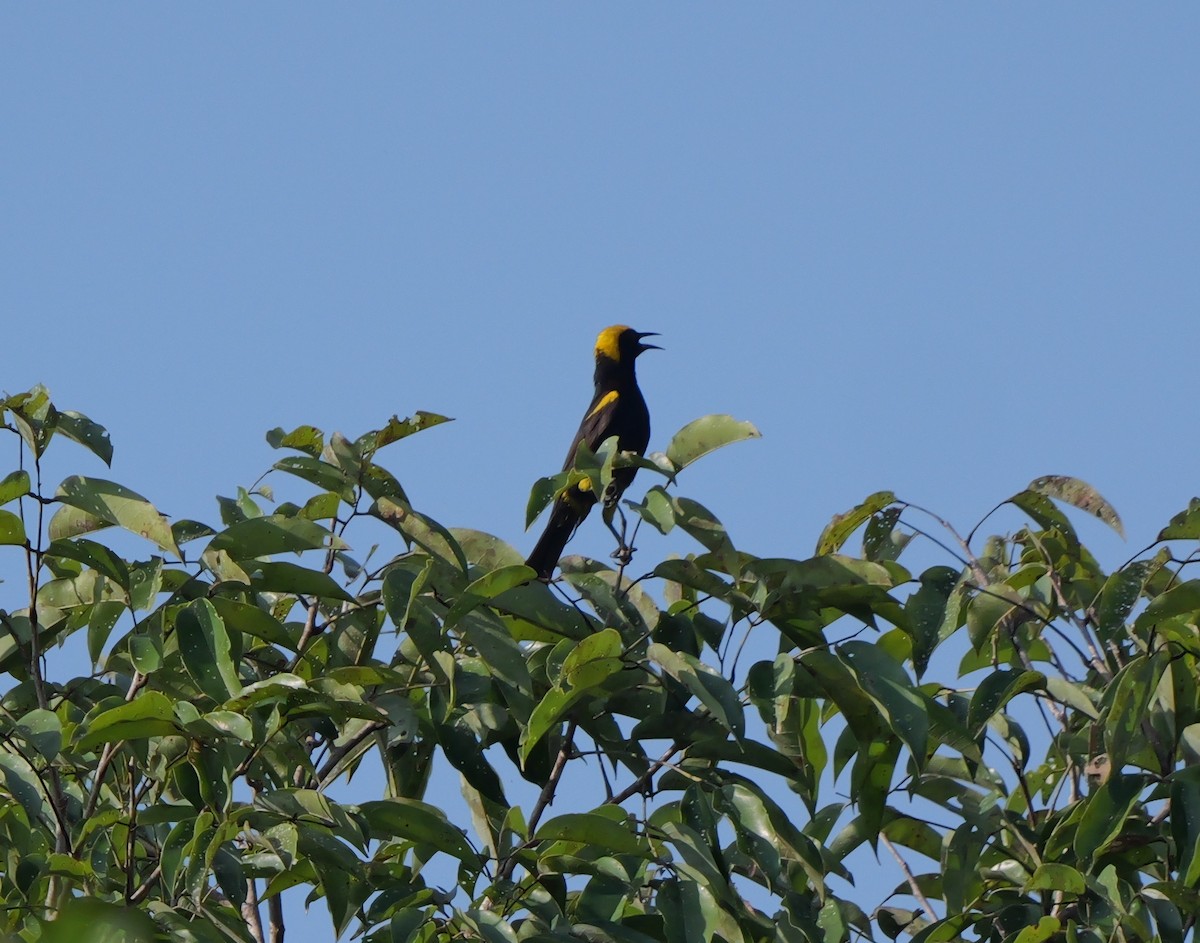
[648,643,744,738]
[1104,652,1166,770]
[4,384,55,457]
[266,424,325,456]
[838,641,928,768]
[1024,863,1086,895]
[1157,498,1200,540]
[562,627,624,689]
[176,599,243,702]
[209,597,297,651]
[1023,474,1124,538]
[663,414,760,473]
[905,565,961,678]
[249,561,356,602]
[1096,561,1151,638]
[87,600,126,663]
[15,708,62,761]
[272,456,354,501]
[444,564,537,629]
[0,469,31,505]
[1136,579,1200,633]
[357,798,481,866]
[521,686,581,765]
[46,537,130,586]
[1171,769,1200,885]
[52,476,178,554]
[1044,677,1100,720]
[54,410,113,466]
[816,491,897,555]
[354,411,453,455]
[967,669,1045,736]
[1012,917,1062,943]
[172,519,216,545]
[863,506,911,562]
[1074,773,1142,863]
[373,497,468,573]
[630,484,676,535]
[0,508,25,545]
[534,811,649,856]
[1008,491,1077,541]
[75,691,180,751]
[206,514,341,560]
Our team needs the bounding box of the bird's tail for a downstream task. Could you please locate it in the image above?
[525,501,583,581]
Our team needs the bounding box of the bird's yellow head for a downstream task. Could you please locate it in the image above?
[594,325,661,363]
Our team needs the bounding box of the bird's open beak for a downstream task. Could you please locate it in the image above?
[635,331,661,352]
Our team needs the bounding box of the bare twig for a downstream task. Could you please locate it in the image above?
[606,741,685,806]
[496,719,578,884]
[241,879,265,943]
[881,833,935,920]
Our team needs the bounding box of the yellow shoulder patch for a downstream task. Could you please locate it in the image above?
[594,325,632,362]
[586,389,619,419]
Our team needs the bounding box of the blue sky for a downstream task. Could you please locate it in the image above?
[4,5,1199,936]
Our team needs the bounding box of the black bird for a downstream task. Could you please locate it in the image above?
[526,325,659,580]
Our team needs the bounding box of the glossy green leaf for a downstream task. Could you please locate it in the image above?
[0,508,25,545]
[266,424,325,456]
[967,669,1045,735]
[648,642,744,738]
[0,469,31,505]
[206,514,341,560]
[1024,863,1086,895]
[87,599,126,663]
[354,411,452,455]
[1012,917,1062,943]
[249,561,356,602]
[663,414,760,473]
[839,641,928,767]
[15,708,62,761]
[1024,474,1124,538]
[520,686,580,765]
[357,798,481,866]
[75,691,179,751]
[905,565,960,678]
[176,598,242,702]
[46,537,130,585]
[52,476,178,554]
[535,812,648,856]
[1104,652,1166,770]
[1158,498,1200,540]
[816,491,897,556]
[1074,773,1143,863]
[1171,770,1200,885]
[54,410,113,466]
[1096,561,1151,638]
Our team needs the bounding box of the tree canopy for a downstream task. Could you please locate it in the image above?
[1,385,1198,943]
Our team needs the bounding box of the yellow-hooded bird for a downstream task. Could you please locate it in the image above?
[526,325,659,580]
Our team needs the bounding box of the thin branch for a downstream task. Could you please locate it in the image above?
[241,879,265,943]
[268,894,285,943]
[496,719,578,884]
[880,833,935,920]
[606,741,685,806]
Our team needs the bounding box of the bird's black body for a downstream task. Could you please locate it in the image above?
[526,325,658,580]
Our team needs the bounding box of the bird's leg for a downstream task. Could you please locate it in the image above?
[603,499,635,566]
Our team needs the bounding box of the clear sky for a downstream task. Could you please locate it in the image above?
[4,5,1198,937]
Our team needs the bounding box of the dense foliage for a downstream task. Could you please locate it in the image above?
[1,385,1199,943]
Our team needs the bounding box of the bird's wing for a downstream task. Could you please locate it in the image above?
[560,389,619,471]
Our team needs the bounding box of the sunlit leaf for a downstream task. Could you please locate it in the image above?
[52,476,178,554]
[816,491,897,556]
[1023,474,1124,538]
[662,414,760,473]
